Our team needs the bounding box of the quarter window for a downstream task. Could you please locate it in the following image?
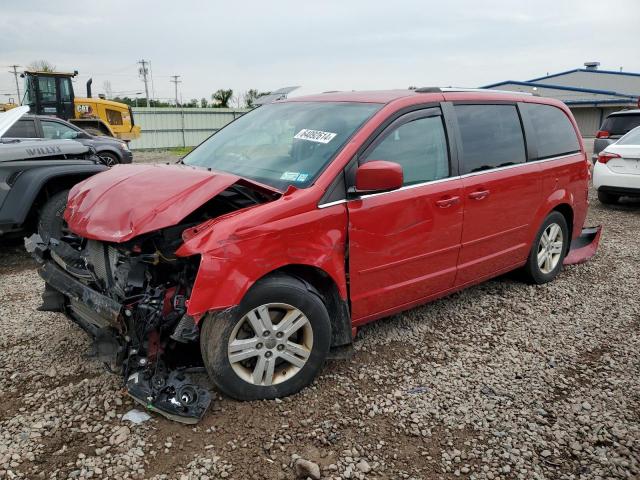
[455,104,526,174]
[3,119,38,138]
[525,103,580,159]
[364,115,449,185]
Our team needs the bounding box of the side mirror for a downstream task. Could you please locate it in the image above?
[76,131,91,139]
[354,160,403,194]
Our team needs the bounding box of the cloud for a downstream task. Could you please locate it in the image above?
[1,0,639,102]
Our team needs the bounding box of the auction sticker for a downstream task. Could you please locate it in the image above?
[280,171,310,182]
[294,129,337,144]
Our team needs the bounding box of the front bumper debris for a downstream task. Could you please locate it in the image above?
[563,226,602,265]
[25,233,213,424]
[127,369,211,424]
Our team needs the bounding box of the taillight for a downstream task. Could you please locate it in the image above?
[595,130,610,139]
[598,152,621,164]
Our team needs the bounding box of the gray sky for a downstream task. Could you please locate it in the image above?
[1,0,639,105]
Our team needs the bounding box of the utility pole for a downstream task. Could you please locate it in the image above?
[8,65,21,104]
[170,75,181,107]
[138,59,150,107]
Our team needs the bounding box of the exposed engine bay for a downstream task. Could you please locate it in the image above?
[27,181,278,423]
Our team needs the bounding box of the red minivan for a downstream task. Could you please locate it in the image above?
[31,88,600,422]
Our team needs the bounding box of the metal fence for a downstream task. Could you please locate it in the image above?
[128,107,249,150]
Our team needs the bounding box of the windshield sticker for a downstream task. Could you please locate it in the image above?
[280,171,310,182]
[294,129,337,144]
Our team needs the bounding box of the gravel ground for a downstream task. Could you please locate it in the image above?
[1,150,639,479]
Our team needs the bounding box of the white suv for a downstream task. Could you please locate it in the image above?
[593,126,640,204]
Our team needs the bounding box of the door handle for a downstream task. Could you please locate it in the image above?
[436,196,460,208]
[468,190,490,200]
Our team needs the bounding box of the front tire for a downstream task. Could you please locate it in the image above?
[98,151,120,167]
[200,274,331,401]
[597,190,620,205]
[521,211,569,284]
[38,190,70,242]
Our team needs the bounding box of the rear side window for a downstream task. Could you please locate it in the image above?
[3,119,38,138]
[601,114,640,136]
[455,104,526,174]
[526,103,580,159]
[365,115,449,185]
[617,126,640,145]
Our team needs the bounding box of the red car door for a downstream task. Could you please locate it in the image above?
[347,108,464,323]
[453,103,542,285]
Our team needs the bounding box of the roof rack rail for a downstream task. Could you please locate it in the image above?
[414,86,533,96]
[413,87,441,93]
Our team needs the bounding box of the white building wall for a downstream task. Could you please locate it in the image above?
[569,107,602,137]
[129,108,249,149]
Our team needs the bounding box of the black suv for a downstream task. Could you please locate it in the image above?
[3,114,133,166]
[0,107,107,238]
[593,109,640,162]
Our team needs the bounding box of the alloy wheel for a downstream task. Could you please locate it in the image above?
[98,154,118,167]
[537,223,564,274]
[227,303,313,386]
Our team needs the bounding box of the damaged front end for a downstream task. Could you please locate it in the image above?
[27,173,279,423]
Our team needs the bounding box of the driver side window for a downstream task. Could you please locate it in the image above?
[364,115,449,186]
[41,121,78,140]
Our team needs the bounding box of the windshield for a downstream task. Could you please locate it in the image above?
[183,101,381,190]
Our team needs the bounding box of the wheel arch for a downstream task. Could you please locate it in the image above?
[2,165,107,229]
[551,202,574,247]
[244,264,353,349]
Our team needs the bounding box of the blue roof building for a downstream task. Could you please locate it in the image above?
[482,62,640,136]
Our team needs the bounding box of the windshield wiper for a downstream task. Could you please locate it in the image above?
[228,184,263,204]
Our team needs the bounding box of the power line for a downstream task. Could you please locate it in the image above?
[170,75,181,107]
[137,59,150,107]
[8,65,21,104]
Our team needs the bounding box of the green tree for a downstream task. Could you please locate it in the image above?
[200,97,208,108]
[211,89,233,108]
[28,60,57,72]
[244,89,270,108]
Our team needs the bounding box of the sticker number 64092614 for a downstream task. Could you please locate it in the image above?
[294,129,337,144]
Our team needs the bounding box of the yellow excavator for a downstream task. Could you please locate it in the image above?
[8,70,140,141]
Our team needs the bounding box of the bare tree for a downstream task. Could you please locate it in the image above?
[244,89,270,108]
[28,60,57,72]
[211,89,233,108]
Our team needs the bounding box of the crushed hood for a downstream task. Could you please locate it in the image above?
[65,163,255,242]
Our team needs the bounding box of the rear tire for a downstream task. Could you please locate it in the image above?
[597,190,620,205]
[38,190,70,242]
[521,211,569,285]
[200,274,331,401]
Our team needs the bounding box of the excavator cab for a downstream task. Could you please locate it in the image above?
[21,70,140,141]
[22,71,76,121]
